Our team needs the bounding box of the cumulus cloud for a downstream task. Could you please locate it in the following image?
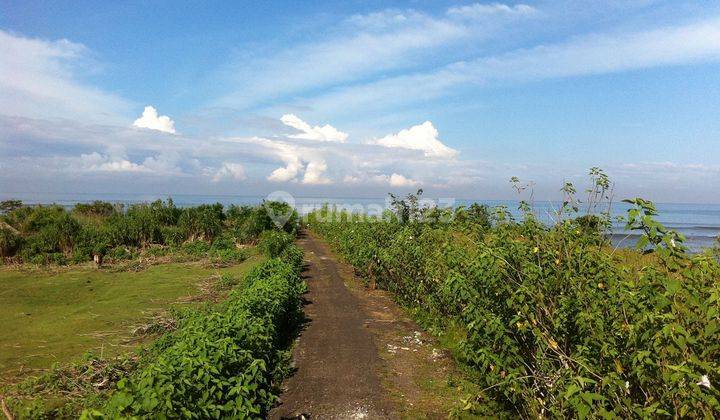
[252,136,306,183]
[280,114,348,142]
[302,160,332,185]
[268,162,302,182]
[212,162,246,182]
[388,173,419,187]
[371,121,458,159]
[80,152,149,173]
[133,106,177,134]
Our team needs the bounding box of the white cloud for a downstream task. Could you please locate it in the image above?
[141,152,182,175]
[133,106,177,134]
[344,172,420,187]
[300,17,720,117]
[365,172,419,187]
[447,3,536,18]
[464,17,720,82]
[212,162,246,182]
[0,30,132,123]
[268,158,303,182]
[213,4,536,109]
[302,160,332,184]
[80,152,149,173]
[371,121,458,159]
[280,114,348,142]
[389,173,419,187]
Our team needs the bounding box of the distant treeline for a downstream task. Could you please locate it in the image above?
[0,199,298,265]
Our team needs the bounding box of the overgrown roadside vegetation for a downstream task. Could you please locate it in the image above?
[1,199,305,418]
[83,236,304,418]
[308,169,720,418]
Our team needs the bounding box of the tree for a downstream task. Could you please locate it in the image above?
[0,199,23,215]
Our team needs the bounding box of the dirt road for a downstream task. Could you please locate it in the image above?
[269,232,470,419]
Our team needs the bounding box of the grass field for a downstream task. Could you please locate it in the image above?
[0,253,264,383]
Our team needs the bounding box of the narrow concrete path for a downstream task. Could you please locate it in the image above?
[269,232,392,419]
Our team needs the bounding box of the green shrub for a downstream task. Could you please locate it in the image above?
[178,204,224,242]
[28,254,46,265]
[89,249,305,418]
[3,200,295,266]
[160,225,186,246]
[73,201,118,217]
[106,246,137,261]
[181,240,211,255]
[309,198,720,417]
[257,230,294,258]
[210,233,236,251]
[217,274,238,289]
[0,199,23,214]
[0,226,21,257]
[209,248,248,266]
[226,203,299,244]
[73,225,110,261]
[142,245,169,258]
[49,252,68,265]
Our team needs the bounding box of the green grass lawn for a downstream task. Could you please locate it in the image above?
[0,253,264,383]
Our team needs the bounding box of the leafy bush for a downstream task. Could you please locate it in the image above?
[16,211,81,260]
[2,200,296,265]
[0,226,21,258]
[0,199,23,214]
[181,240,211,255]
[257,230,294,258]
[86,246,305,418]
[106,246,138,262]
[28,254,47,265]
[217,273,239,289]
[72,225,110,261]
[160,225,186,246]
[208,248,249,266]
[225,202,298,244]
[308,189,720,417]
[178,204,224,242]
[73,201,119,217]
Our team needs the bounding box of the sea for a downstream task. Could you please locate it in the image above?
[3,192,719,254]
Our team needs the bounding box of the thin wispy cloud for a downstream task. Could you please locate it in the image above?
[0,30,132,123]
[213,3,538,109]
[301,17,720,117]
[446,3,536,18]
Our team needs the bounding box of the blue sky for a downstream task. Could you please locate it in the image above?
[1,0,720,202]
